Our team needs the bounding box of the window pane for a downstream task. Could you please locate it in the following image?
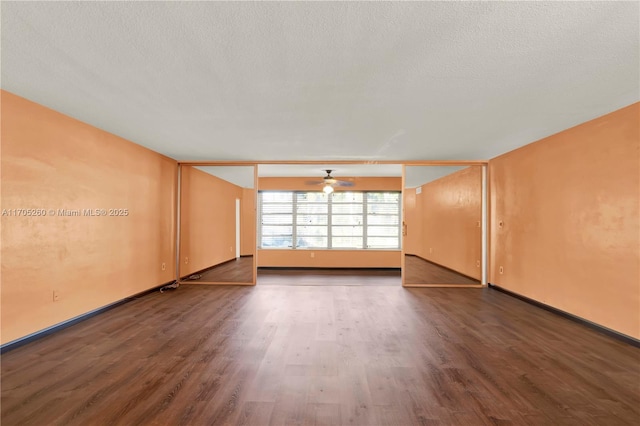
[296,192,327,203]
[367,226,399,237]
[262,204,293,214]
[297,236,328,248]
[367,237,399,249]
[297,214,328,225]
[333,237,363,248]
[367,192,400,203]
[261,236,293,247]
[297,204,328,214]
[262,214,293,225]
[262,225,293,235]
[262,192,293,202]
[260,190,400,251]
[332,204,363,214]
[332,226,363,236]
[368,204,398,215]
[332,192,363,203]
[332,215,363,225]
[297,225,328,236]
[367,215,399,225]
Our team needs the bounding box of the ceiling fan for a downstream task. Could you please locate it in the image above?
[305,170,355,194]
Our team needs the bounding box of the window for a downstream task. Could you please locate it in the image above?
[259,191,401,249]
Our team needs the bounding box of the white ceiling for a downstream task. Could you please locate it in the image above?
[195,163,468,189]
[258,164,402,179]
[2,1,638,165]
[194,166,256,189]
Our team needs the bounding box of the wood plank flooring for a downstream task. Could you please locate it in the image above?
[258,268,400,286]
[2,283,639,425]
[186,256,254,283]
[404,255,480,285]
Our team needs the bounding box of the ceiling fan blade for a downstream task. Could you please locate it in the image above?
[305,180,324,185]
[335,181,355,187]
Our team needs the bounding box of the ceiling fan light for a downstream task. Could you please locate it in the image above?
[323,185,334,194]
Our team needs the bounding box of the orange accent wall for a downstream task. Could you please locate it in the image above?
[179,167,244,277]
[257,176,401,268]
[241,188,256,256]
[490,103,640,339]
[257,249,400,268]
[405,167,482,280]
[403,188,422,256]
[1,90,177,345]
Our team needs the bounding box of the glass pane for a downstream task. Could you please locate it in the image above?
[367,226,399,237]
[297,236,328,248]
[261,192,293,202]
[333,237,363,248]
[332,204,363,214]
[332,192,363,203]
[368,204,398,215]
[261,236,293,248]
[262,214,293,225]
[332,215,363,225]
[367,215,399,225]
[262,204,293,214]
[367,192,400,203]
[332,226,363,236]
[367,237,399,249]
[262,225,293,235]
[297,226,328,236]
[297,204,328,214]
[297,215,328,225]
[296,192,327,203]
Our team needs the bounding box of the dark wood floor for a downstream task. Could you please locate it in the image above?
[187,256,254,283]
[190,254,478,287]
[2,284,639,425]
[258,268,401,286]
[404,255,480,285]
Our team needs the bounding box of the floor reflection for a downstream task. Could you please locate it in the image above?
[404,255,479,285]
[185,256,254,283]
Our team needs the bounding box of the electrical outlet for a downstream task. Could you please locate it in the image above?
[230,246,233,252]
[429,248,433,254]
[53,290,60,302]
[185,257,189,264]
[476,260,480,267]
[310,252,315,258]
[499,266,504,274]
[161,262,166,271]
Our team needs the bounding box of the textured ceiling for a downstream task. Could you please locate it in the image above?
[2,1,638,165]
[196,164,468,189]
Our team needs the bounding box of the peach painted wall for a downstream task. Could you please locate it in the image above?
[402,188,422,256]
[406,167,482,279]
[1,91,177,345]
[241,188,256,256]
[257,249,400,268]
[490,103,640,339]
[179,167,244,277]
[258,176,401,268]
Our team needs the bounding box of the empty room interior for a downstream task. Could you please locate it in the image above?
[1,2,639,425]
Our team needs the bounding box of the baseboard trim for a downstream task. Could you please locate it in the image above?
[0,281,171,354]
[488,283,640,348]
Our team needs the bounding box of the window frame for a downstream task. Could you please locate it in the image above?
[258,190,401,250]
